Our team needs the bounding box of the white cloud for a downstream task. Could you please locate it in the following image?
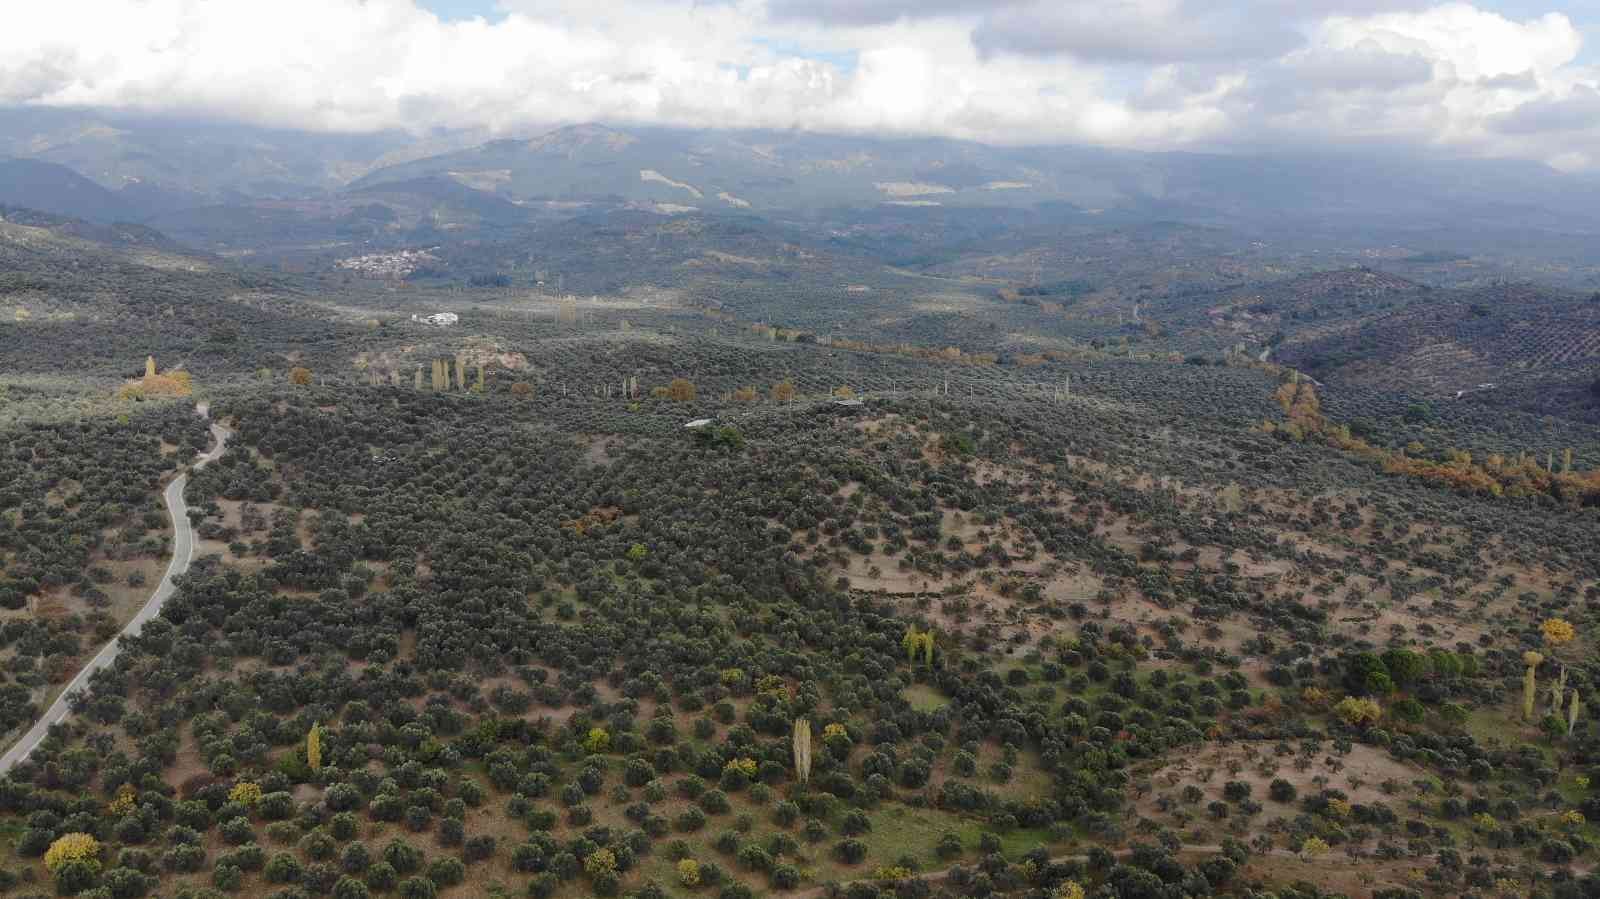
[0,0,1595,169]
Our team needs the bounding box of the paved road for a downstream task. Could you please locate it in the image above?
[0,406,230,773]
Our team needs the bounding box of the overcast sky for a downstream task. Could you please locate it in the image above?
[2,0,1598,170]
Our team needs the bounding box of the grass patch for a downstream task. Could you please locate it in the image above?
[903,683,951,712]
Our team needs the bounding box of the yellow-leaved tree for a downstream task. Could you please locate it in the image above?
[1334,697,1382,727]
[677,859,700,887]
[1543,619,1578,720]
[792,718,812,786]
[306,722,322,772]
[108,784,138,816]
[228,781,262,805]
[1544,618,1576,646]
[1523,651,1543,721]
[44,834,100,872]
[667,378,697,402]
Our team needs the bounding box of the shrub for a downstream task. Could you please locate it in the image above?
[677,859,701,887]
[1334,697,1383,727]
[699,790,731,815]
[584,850,617,879]
[55,859,102,897]
[364,863,396,892]
[425,858,463,888]
[340,844,370,875]
[332,877,369,899]
[264,854,303,884]
[46,835,101,873]
[463,835,496,863]
[675,808,707,832]
[833,840,868,865]
[397,876,435,899]
[526,874,557,899]
[770,865,801,890]
[212,865,243,893]
[102,867,150,899]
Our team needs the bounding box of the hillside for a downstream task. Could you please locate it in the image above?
[4,294,1600,899]
[354,124,1600,237]
[7,113,1600,899]
[0,159,140,223]
[0,207,342,380]
[1276,282,1600,420]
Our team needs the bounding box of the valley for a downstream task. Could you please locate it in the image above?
[1,116,1599,899]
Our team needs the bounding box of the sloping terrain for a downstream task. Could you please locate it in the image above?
[0,209,343,380]
[0,159,140,223]
[1276,282,1600,420]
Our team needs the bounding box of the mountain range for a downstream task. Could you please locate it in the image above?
[3,111,1600,247]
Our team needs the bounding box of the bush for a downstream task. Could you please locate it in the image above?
[397,877,435,899]
[45,835,101,873]
[677,859,701,887]
[527,874,557,899]
[381,842,421,876]
[424,858,463,888]
[212,866,243,893]
[364,863,396,892]
[258,793,295,821]
[55,859,102,897]
[463,835,496,863]
[833,840,868,865]
[102,868,149,899]
[676,808,707,832]
[264,854,303,884]
[841,811,872,836]
[770,865,801,890]
[340,844,370,875]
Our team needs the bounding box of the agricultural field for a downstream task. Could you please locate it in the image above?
[3,153,1600,899]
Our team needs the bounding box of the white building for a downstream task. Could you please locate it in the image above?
[411,312,459,326]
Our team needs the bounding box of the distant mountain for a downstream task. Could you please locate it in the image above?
[0,107,483,207]
[145,173,544,255]
[344,175,536,228]
[0,158,139,223]
[351,124,1600,236]
[9,113,1600,277]
[349,123,1133,213]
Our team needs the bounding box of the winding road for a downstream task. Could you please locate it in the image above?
[0,404,230,774]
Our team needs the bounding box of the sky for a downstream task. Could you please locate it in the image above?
[2,0,1598,170]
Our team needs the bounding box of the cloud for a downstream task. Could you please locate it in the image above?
[765,0,1024,26]
[1279,41,1435,92]
[0,0,1595,170]
[971,2,1304,64]
[1491,85,1600,133]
